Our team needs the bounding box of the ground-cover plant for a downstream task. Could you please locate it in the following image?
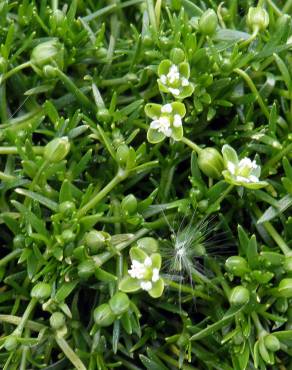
[0,0,292,369]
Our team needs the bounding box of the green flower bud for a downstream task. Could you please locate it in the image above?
[116,144,130,166]
[225,256,249,277]
[49,9,66,30]
[85,230,108,253]
[109,292,130,316]
[94,303,115,327]
[44,136,70,163]
[4,335,18,351]
[13,234,25,249]
[275,297,288,313]
[264,334,280,352]
[31,40,64,71]
[121,194,138,215]
[96,108,111,123]
[170,48,185,64]
[61,229,75,243]
[284,256,292,273]
[229,286,250,306]
[31,282,52,300]
[278,278,292,298]
[50,312,66,330]
[197,148,224,179]
[198,9,218,36]
[78,260,96,279]
[247,7,269,31]
[58,201,76,217]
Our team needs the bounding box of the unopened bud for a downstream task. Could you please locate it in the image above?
[247,7,269,31]
[225,256,249,277]
[44,136,70,163]
[31,40,64,71]
[197,147,224,179]
[50,312,66,330]
[198,9,218,36]
[264,334,280,352]
[31,282,52,300]
[229,286,250,306]
[94,303,115,327]
[109,292,130,316]
[278,278,292,298]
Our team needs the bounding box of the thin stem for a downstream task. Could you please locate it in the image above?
[13,298,37,336]
[51,0,58,11]
[56,337,87,370]
[76,169,128,218]
[0,146,44,155]
[164,279,213,301]
[0,249,21,267]
[234,68,270,120]
[239,28,258,48]
[0,315,46,332]
[0,61,31,84]
[262,143,292,177]
[253,205,291,255]
[0,171,16,181]
[181,137,202,154]
[251,311,265,335]
[53,68,96,111]
[206,184,234,216]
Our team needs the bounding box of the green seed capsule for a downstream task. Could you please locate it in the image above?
[61,229,75,243]
[116,144,130,166]
[77,260,96,279]
[58,201,76,217]
[30,40,64,71]
[197,148,224,179]
[109,292,130,316]
[121,194,138,215]
[225,256,249,277]
[264,334,280,352]
[229,286,250,306]
[170,48,185,64]
[44,137,70,163]
[50,312,66,330]
[85,230,108,253]
[275,297,288,313]
[278,278,292,298]
[246,7,269,31]
[94,303,115,327]
[31,282,52,300]
[136,237,159,254]
[198,9,218,36]
[4,335,18,351]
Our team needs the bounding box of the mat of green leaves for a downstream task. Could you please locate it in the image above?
[0,0,292,369]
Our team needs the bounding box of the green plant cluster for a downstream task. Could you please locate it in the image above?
[0,0,292,369]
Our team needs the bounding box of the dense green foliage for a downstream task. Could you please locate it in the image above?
[0,0,292,369]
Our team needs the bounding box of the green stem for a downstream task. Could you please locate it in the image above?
[76,169,128,218]
[0,249,21,267]
[164,279,213,301]
[13,298,37,336]
[0,146,44,155]
[239,27,258,48]
[0,171,16,181]
[266,0,283,16]
[251,311,265,335]
[234,68,270,120]
[53,68,96,111]
[51,0,58,11]
[0,315,46,332]
[0,83,8,122]
[0,61,31,84]
[181,137,202,154]
[56,337,87,370]
[253,205,291,255]
[206,184,234,215]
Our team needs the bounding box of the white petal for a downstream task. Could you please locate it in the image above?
[161,103,172,113]
[164,128,173,137]
[227,161,236,175]
[236,176,250,183]
[181,77,189,86]
[169,88,180,96]
[249,175,259,182]
[160,75,167,84]
[173,114,182,127]
[152,268,160,282]
[150,120,161,129]
[144,257,152,267]
[140,281,152,291]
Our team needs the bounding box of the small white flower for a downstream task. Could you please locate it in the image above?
[236,175,251,183]
[161,104,173,113]
[128,260,145,279]
[167,65,180,83]
[140,281,152,291]
[150,116,172,137]
[238,158,257,170]
[173,114,182,127]
[169,87,180,96]
[152,268,160,282]
[144,257,152,267]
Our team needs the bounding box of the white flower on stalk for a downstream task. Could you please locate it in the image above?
[222,144,268,189]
